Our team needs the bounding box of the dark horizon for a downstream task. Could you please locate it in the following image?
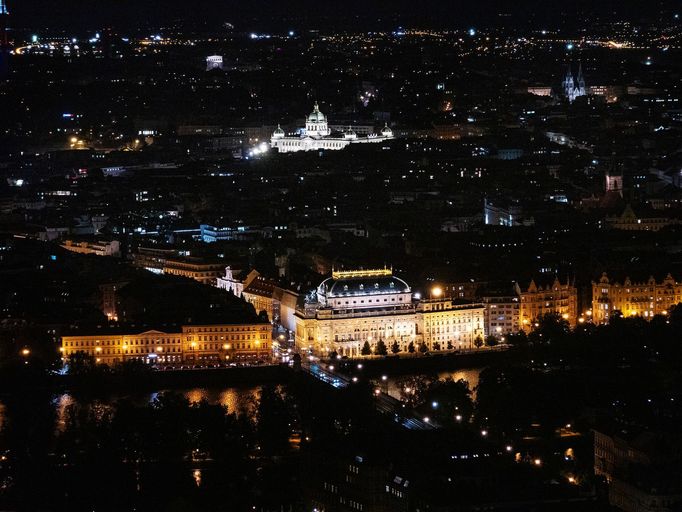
[6,0,680,32]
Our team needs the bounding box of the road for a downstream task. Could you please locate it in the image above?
[302,361,436,430]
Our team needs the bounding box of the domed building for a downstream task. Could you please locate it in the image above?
[270,101,395,153]
[295,268,485,357]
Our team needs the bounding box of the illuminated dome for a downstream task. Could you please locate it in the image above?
[316,268,411,306]
[381,123,393,137]
[308,102,327,123]
[272,124,285,139]
[344,127,357,140]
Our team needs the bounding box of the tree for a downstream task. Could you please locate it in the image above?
[391,341,400,354]
[473,336,484,349]
[419,342,428,353]
[424,378,474,426]
[255,385,290,454]
[329,350,338,361]
[447,341,453,350]
[361,341,372,356]
[485,335,498,347]
[375,340,387,356]
[433,342,441,351]
[396,375,436,408]
[529,312,570,345]
[507,330,528,346]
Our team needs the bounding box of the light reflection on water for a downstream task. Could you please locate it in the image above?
[49,386,260,433]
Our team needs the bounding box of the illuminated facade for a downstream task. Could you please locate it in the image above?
[61,322,271,365]
[162,258,225,285]
[563,63,586,103]
[270,102,394,153]
[591,272,682,324]
[517,277,578,330]
[294,269,484,356]
[61,239,120,257]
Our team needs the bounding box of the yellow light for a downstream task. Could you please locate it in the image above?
[122,344,128,350]
[95,346,102,352]
[578,317,585,324]
[21,348,30,356]
[562,313,569,320]
[533,458,542,466]
[70,136,78,143]
[431,286,443,298]
[568,476,576,484]
[662,310,668,316]
[190,341,197,348]
[630,310,637,316]
[96,358,101,363]
[156,346,163,352]
[222,343,229,350]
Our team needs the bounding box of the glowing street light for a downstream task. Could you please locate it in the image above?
[431,286,443,299]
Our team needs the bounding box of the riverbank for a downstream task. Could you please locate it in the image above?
[335,347,519,377]
[0,363,291,394]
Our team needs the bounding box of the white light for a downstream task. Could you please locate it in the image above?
[432,401,439,408]
[288,30,295,36]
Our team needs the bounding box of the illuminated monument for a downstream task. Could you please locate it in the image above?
[270,102,394,153]
[295,268,484,356]
[562,62,587,103]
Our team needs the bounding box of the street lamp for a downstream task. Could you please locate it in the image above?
[431,286,443,299]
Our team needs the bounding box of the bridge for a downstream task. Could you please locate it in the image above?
[302,361,436,430]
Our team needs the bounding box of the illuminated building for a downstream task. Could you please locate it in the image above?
[217,268,300,332]
[517,277,578,330]
[294,268,484,356]
[417,299,485,350]
[591,273,682,324]
[205,55,223,71]
[605,205,681,231]
[270,102,394,153]
[563,63,587,103]
[61,239,121,257]
[216,266,250,296]
[61,322,271,365]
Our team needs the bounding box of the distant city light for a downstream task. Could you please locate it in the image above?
[566,43,574,50]
[468,28,476,36]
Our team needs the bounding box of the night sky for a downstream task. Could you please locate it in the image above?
[7,0,679,31]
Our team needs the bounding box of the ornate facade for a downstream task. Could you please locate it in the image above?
[592,272,682,324]
[61,322,271,365]
[517,277,578,330]
[294,269,484,356]
[563,63,586,103]
[270,102,394,153]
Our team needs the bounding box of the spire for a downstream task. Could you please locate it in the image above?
[313,101,319,113]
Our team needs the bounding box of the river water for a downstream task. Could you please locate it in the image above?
[0,368,484,434]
